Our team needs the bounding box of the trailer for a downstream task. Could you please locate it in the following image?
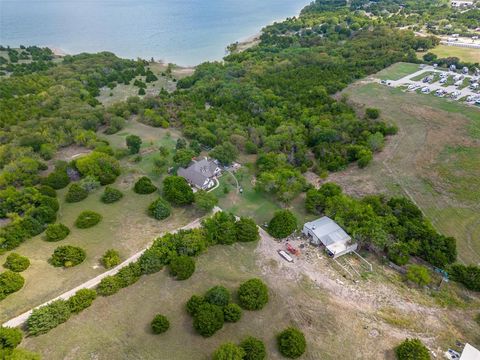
[278,250,294,263]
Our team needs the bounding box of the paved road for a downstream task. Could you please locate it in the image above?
[2,208,221,329]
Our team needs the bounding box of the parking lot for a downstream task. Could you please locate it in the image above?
[380,65,480,105]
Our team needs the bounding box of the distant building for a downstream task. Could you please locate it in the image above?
[459,343,480,360]
[302,217,358,258]
[451,0,474,7]
[178,157,221,190]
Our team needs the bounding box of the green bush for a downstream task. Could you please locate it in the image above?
[75,210,102,228]
[101,249,121,269]
[0,348,41,359]
[27,300,71,336]
[202,211,237,245]
[193,303,224,337]
[78,175,101,193]
[0,271,24,301]
[169,255,195,280]
[365,107,380,119]
[223,303,242,323]
[240,336,267,360]
[162,176,194,205]
[268,210,297,239]
[75,151,121,185]
[115,263,141,287]
[212,343,245,360]
[186,295,206,316]
[101,186,123,204]
[237,278,269,310]
[3,253,30,272]
[18,217,44,238]
[151,314,170,334]
[45,223,70,242]
[39,195,59,212]
[205,285,231,307]
[0,326,23,349]
[138,248,164,274]
[395,338,430,360]
[49,245,86,268]
[67,288,97,314]
[37,185,57,198]
[148,197,171,220]
[42,167,70,189]
[449,264,480,291]
[97,275,122,296]
[194,190,218,212]
[134,176,157,194]
[277,327,307,359]
[236,217,260,242]
[126,134,142,154]
[65,183,88,203]
[406,265,431,287]
[28,205,56,224]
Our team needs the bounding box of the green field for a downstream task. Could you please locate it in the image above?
[374,62,421,80]
[428,45,480,64]
[335,80,480,265]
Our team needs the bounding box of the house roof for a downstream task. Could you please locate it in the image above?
[460,344,480,360]
[304,217,352,249]
[178,167,209,188]
[189,158,219,178]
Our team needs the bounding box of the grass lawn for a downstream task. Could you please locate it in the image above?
[374,62,421,80]
[428,45,480,64]
[333,80,480,264]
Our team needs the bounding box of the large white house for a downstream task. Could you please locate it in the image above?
[302,217,358,259]
[178,158,221,190]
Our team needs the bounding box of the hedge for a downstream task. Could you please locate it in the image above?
[67,288,97,314]
[75,210,102,229]
[97,275,122,296]
[45,223,70,242]
[27,300,71,336]
[3,253,30,272]
[49,245,86,268]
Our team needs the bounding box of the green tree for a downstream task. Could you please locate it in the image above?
[173,148,196,168]
[148,198,171,220]
[163,176,194,205]
[212,343,245,360]
[223,303,242,322]
[235,217,260,242]
[194,190,218,212]
[205,285,231,307]
[193,303,224,337]
[49,245,86,268]
[240,336,266,360]
[186,295,206,316]
[169,255,195,280]
[3,253,30,272]
[101,249,121,269]
[395,338,430,360]
[134,176,157,194]
[151,314,170,334]
[75,151,121,185]
[126,134,142,154]
[202,211,237,245]
[45,223,70,242]
[237,278,269,310]
[268,210,297,239]
[209,142,238,165]
[277,327,307,359]
[65,183,88,203]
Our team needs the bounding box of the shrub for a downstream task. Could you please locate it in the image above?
[42,167,70,189]
[212,343,245,360]
[205,285,231,307]
[39,195,59,212]
[236,217,260,242]
[97,275,122,296]
[101,249,121,269]
[268,210,297,239]
[3,253,30,272]
[148,198,171,220]
[28,205,56,224]
[277,327,307,359]
[151,314,170,334]
[186,295,206,316]
[0,271,24,301]
[0,326,22,349]
[75,210,102,228]
[115,263,141,287]
[37,185,57,198]
[162,176,194,205]
[193,303,224,337]
[67,288,97,314]
[65,183,88,203]
[365,108,380,119]
[202,211,237,245]
[406,265,431,287]
[78,175,101,193]
[240,336,266,360]
[45,223,70,242]
[49,245,86,268]
[138,248,164,274]
[18,216,44,237]
[169,255,195,280]
[237,278,269,310]
[194,190,218,212]
[223,303,242,323]
[101,186,123,204]
[27,300,71,336]
[134,176,157,194]
[395,338,429,360]
[75,151,121,185]
[126,134,142,154]
[449,264,480,291]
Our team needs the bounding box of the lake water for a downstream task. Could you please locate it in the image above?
[0,0,308,66]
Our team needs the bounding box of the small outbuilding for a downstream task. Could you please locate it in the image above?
[302,217,358,259]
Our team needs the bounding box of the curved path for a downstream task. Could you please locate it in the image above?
[2,207,221,329]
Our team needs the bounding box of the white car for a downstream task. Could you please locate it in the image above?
[421,87,430,94]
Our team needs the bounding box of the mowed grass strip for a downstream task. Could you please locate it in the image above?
[374,62,421,80]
